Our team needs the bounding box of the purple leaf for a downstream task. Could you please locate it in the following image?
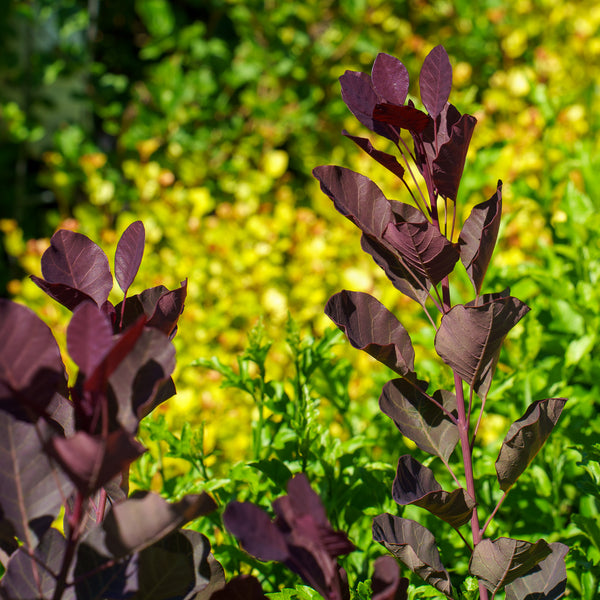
[225,474,353,600]
[325,290,415,376]
[372,53,410,105]
[0,413,73,551]
[496,398,567,492]
[419,45,453,118]
[373,103,431,133]
[379,379,458,462]
[81,491,216,559]
[0,528,74,600]
[313,166,394,239]
[84,316,147,395]
[505,542,569,600]
[392,455,475,529]
[67,302,114,377]
[48,428,146,494]
[209,575,268,600]
[469,537,552,595]
[360,235,430,304]
[434,296,530,398]
[373,513,452,597]
[115,221,145,295]
[108,328,176,433]
[0,299,66,421]
[146,279,188,338]
[193,554,226,600]
[223,502,289,562]
[432,113,477,201]
[39,229,113,307]
[339,70,398,142]
[459,182,503,293]
[372,555,409,600]
[29,277,97,311]
[383,220,460,285]
[342,131,405,179]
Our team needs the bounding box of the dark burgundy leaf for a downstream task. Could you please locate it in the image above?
[383,220,460,285]
[194,554,226,600]
[313,165,394,239]
[49,429,146,494]
[29,277,97,311]
[393,455,475,528]
[434,297,530,399]
[469,537,552,595]
[360,235,430,304]
[432,113,477,201]
[459,181,503,293]
[114,285,167,332]
[372,53,410,105]
[84,316,147,394]
[372,513,452,597]
[505,542,569,600]
[108,328,176,433]
[81,491,216,561]
[115,221,145,295]
[342,131,405,179]
[47,392,75,437]
[339,70,398,142]
[147,279,188,338]
[0,528,74,600]
[373,103,431,133]
[67,302,114,377]
[0,299,66,421]
[379,379,458,462]
[39,229,113,307]
[325,290,415,376]
[372,555,409,600]
[0,413,73,552]
[223,502,289,562]
[496,398,567,492]
[209,575,268,600]
[419,45,453,118]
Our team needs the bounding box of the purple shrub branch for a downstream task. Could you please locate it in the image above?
[313,45,569,599]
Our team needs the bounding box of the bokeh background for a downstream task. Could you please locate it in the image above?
[1,0,600,481]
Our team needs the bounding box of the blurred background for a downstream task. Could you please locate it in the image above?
[1,0,599,461]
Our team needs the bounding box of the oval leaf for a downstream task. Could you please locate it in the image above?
[419,45,452,118]
[339,70,398,142]
[342,131,405,179]
[40,229,113,307]
[469,537,552,595]
[434,297,530,399]
[313,165,394,239]
[379,379,458,462]
[325,290,415,376]
[393,455,476,528]
[372,555,409,600]
[81,491,216,559]
[0,414,73,551]
[372,53,410,105]
[67,302,114,377]
[223,502,289,562]
[0,299,66,421]
[360,235,430,304]
[29,277,97,312]
[496,398,567,492]
[373,103,431,133]
[432,113,477,201]
[383,220,460,285]
[504,542,569,600]
[373,513,452,597]
[115,221,145,295]
[459,181,503,293]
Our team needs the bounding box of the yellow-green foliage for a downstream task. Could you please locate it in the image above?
[3,0,600,460]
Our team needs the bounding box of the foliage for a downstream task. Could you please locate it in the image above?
[309,46,566,599]
[0,223,224,599]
